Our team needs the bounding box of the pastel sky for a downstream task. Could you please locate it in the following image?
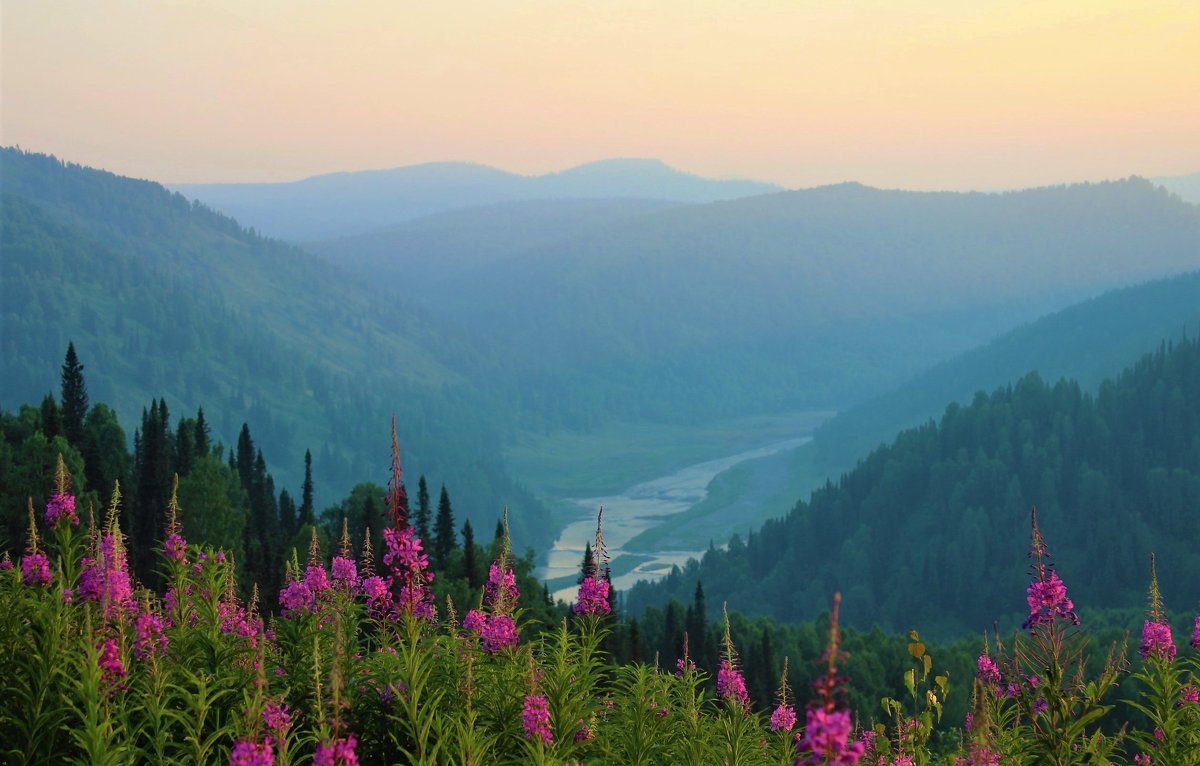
[3,0,1197,189]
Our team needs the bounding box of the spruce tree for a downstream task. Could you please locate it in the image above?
[433,484,456,571]
[415,475,432,543]
[279,488,297,538]
[175,417,194,476]
[194,407,211,459]
[300,449,315,526]
[461,518,479,588]
[40,394,62,439]
[60,342,89,447]
[578,541,595,583]
[235,424,255,491]
[133,399,174,588]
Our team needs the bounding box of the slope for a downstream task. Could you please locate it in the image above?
[626,335,1200,639]
[319,179,1200,432]
[0,148,554,551]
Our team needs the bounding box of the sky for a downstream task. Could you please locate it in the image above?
[2,0,1197,190]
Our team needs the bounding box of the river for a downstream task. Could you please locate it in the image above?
[538,435,812,602]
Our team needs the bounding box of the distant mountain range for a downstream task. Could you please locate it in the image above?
[1154,171,1200,205]
[173,158,781,240]
[313,178,1200,429]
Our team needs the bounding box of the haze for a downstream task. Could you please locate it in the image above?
[3,0,1197,189]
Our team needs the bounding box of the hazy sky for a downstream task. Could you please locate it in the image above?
[3,1,1197,189]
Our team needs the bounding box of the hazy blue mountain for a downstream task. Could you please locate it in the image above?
[1154,171,1200,205]
[173,158,781,240]
[0,148,556,551]
[317,178,1200,431]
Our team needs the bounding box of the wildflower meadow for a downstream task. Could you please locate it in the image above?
[3,444,1200,765]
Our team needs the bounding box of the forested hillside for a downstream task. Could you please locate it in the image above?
[0,149,555,551]
[317,178,1200,429]
[627,336,1200,638]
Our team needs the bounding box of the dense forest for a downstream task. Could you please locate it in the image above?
[628,335,1200,638]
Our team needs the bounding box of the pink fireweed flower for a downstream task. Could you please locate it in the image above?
[361,575,388,603]
[0,556,13,570]
[796,707,864,765]
[1023,570,1078,630]
[278,579,314,616]
[313,735,358,766]
[1191,615,1200,650]
[1179,685,1199,704]
[381,526,435,619]
[304,564,331,597]
[1140,620,1176,661]
[796,593,864,766]
[78,530,136,620]
[976,654,1001,684]
[955,744,1002,766]
[133,609,168,659]
[890,757,914,766]
[463,609,488,634]
[21,551,51,587]
[230,739,275,766]
[717,659,750,709]
[331,556,359,592]
[1022,509,1079,632]
[484,561,519,610]
[675,657,696,677]
[480,613,519,653]
[45,492,78,527]
[263,702,291,738]
[98,638,126,689]
[574,575,611,615]
[522,694,553,745]
[382,526,429,572]
[770,704,797,732]
[163,532,187,564]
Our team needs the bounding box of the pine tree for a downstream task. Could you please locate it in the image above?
[461,518,479,588]
[415,475,432,543]
[578,541,595,583]
[300,449,315,526]
[133,399,174,589]
[236,424,255,490]
[60,342,89,447]
[686,580,709,669]
[434,484,457,571]
[40,394,62,439]
[279,488,297,538]
[175,417,194,476]
[194,407,211,459]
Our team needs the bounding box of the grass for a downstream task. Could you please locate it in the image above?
[504,410,833,501]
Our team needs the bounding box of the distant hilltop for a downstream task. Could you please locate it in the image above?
[172,158,783,241]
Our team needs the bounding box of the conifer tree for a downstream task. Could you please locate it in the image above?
[174,417,194,476]
[236,424,255,490]
[133,399,174,588]
[40,394,62,439]
[279,488,297,538]
[687,580,709,669]
[299,449,315,526]
[578,541,595,583]
[434,484,456,570]
[416,475,432,543]
[461,518,479,588]
[59,342,89,447]
[194,407,211,458]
